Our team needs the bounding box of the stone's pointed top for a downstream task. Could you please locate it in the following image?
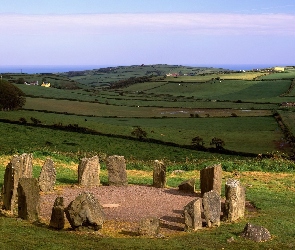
[226,178,240,187]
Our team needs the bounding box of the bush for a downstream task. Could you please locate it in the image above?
[0,80,26,110]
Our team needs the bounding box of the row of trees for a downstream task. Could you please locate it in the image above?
[131,126,225,149]
[0,80,26,110]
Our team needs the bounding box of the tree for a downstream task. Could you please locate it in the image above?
[15,77,25,85]
[30,117,42,125]
[131,126,147,140]
[191,136,204,148]
[0,80,26,110]
[210,137,225,149]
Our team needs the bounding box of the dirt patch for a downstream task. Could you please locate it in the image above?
[39,184,257,237]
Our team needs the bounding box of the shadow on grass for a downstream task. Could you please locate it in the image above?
[159,218,184,231]
[56,178,77,185]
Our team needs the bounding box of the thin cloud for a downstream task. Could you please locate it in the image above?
[1,13,294,36]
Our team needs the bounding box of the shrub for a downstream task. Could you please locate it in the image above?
[0,80,26,110]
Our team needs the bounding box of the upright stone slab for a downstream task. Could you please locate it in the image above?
[178,178,196,193]
[183,198,202,231]
[38,158,56,192]
[224,179,245,222]
[202,190,221,227]
[49,196,65,230]
[200,164,222,196]
[153,160,166,188]
[2,153,33,213]
[137,217,160,237]
[65,192,105,231]
[17,178,40,221]
[78,156,100,187]
[106,155,127,186]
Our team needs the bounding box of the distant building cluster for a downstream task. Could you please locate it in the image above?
[24,80,39,86]
[166,73,179,77]
[24,81,50,87]
[41,82,50,87]
[281,102,295,107]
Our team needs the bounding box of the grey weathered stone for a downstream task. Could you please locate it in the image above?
[78,156,100,187]
[65,192,105,231]
[106,155,127,186]
[241,223,271,242]
[17,178,40,221]
[200,164,222,196]
[39,158,56,192]
[202,190,221,227]
[2,154,33,213]
[224,179,245,222]
[178,178,196,193]
[137,217,160,237]
[153,160,166,188]
[183,198,202,231]
[49,196,65,230]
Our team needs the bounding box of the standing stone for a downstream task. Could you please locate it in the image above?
[224,179,245,222]
[202,190,221,227]
[2,153,33,213]
[39,158,56,192]
[178,178,196,193]
[137,217,160,237]
[200,164,222,196]
[65,192,105,231]
[153,160,166,188]
[78,156,100,187]
[49,196,65,230]
[106,155,127,186]
[241,223,271,242]
[17,178,40,221]
[183,198,202,231]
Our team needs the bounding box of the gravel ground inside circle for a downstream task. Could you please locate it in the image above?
[39,184,199,234]
[39,184,256,236]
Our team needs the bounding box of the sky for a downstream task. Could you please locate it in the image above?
[0,0,295,67]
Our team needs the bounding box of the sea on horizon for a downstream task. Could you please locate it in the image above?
[0,64,282,74]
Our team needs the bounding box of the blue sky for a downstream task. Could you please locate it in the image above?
[1,0,294,66]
